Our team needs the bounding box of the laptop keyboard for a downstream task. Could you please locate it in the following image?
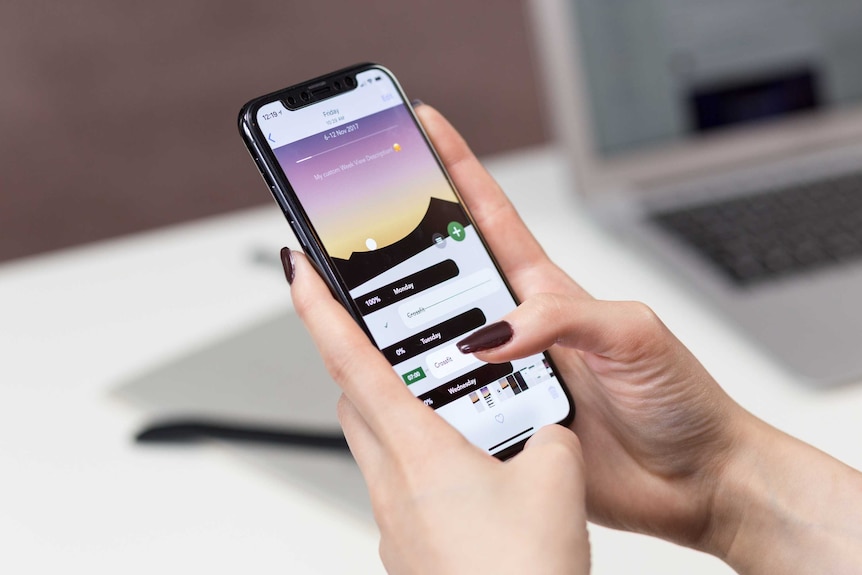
[653,171,862,285]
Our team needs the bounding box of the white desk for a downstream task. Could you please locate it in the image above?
[2,147,860,574]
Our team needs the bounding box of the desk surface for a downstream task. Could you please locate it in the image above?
[2,147,860,574]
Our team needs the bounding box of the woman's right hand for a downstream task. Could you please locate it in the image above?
[417,104,862,573]
[457,296,862,574]
[417,104,745,551]
[457,295,748,550]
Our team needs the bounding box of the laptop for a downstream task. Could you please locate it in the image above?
[529,0,862,385]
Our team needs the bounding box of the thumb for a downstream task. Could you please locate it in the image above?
[523,424,583,457]
[516,425,587,502]
[520,425,585,476]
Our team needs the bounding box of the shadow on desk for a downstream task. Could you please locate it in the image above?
[112,312,372,520]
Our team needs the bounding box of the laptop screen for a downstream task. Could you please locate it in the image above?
[572,0,862,156]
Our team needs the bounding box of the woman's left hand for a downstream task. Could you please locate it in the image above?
[287,249,591,575]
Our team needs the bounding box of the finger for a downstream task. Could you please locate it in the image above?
[464,295,673,365]
[524,424,582,455]
[415,105,588,300]
[336,394,384,483]
[517,425,586,492]
[289,250,438,443]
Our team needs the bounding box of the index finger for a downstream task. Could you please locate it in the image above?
[416,105,588,299]
[289,250,461,448]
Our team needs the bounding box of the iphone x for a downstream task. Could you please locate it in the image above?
[238,63,573,458]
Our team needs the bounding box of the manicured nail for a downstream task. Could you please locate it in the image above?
[456,321,513,354]
[411,98,424,108]
[280,247,295,285]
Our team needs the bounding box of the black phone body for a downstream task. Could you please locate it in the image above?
[239,63,573,459]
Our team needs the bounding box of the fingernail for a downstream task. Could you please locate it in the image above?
[456,321,513,353]
[411,98,424,108]
[280,247,295,285]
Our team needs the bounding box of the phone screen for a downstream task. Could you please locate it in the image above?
[249,66,572,456]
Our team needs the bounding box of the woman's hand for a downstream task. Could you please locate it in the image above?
[403,105,745,550]
[287,250,590,575]
[456,295,862,574]
[456,296,746,548]
[419,101,862,572]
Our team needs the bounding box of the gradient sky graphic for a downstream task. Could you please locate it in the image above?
[274,105,457,260]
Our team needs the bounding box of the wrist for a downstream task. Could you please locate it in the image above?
[703,416,862,574]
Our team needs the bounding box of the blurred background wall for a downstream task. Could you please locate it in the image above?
[0,0,547,263]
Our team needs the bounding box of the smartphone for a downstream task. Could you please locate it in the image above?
[238,63,573,458]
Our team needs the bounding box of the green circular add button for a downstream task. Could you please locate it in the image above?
[447,221,466,241]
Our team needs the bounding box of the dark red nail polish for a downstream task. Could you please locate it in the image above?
[280,247,295,285]
[456,321,513,354]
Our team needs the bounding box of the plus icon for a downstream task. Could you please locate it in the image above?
[447,221,466,242]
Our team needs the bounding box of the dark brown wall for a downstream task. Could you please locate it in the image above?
[0,1,547,262]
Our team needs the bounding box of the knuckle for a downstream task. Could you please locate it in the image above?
[323,350,355,387]
[523,293,569,328]
[623,301,665,339]
[335,393,353,426]
[528,292,562,316]
[525,293,577,341]
[371,492,399,535]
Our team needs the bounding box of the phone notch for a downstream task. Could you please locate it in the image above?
[282,73,358,110]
